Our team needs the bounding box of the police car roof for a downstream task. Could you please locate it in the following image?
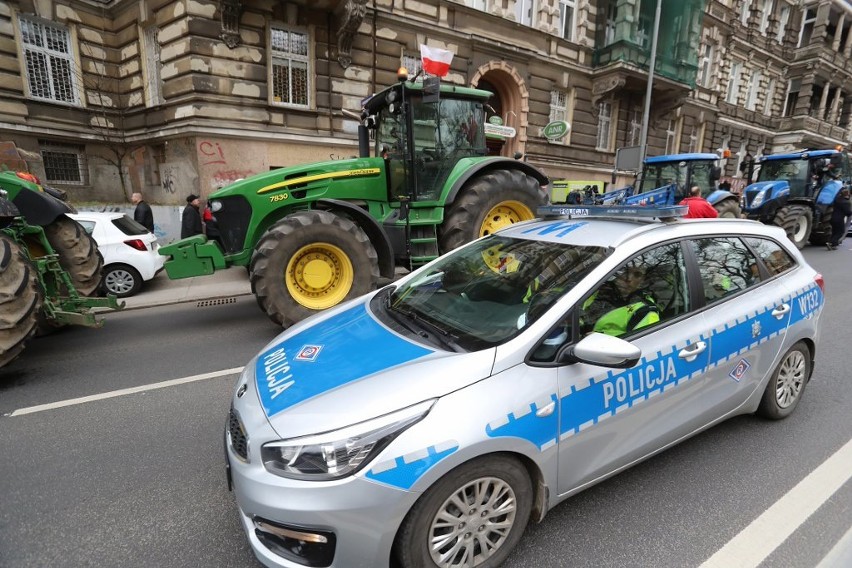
[498,213,774,251]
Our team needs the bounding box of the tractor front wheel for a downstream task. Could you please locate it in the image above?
[772,205,812,249]
[250,210,380,327]
[439,169,545,253]
[43,215,103,296]
[0,234,43,369]
[714,198,742,219]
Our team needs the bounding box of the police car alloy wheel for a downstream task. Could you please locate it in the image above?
[394,455,533,568]
[757,341,811,420]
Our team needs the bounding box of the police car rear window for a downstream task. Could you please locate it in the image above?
[744,237,796,276]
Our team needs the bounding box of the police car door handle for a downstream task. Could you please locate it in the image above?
[678,341,707,362]
[772,304,791,319]
[536,401,556,418]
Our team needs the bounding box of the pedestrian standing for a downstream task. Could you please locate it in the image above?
[827,188,851,250]
[679,186,719,218]
[181,194,203,238]
[131,192,154,232]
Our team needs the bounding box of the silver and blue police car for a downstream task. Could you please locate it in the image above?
[225,205,824,568]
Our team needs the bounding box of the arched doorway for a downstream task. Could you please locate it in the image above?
[471,63,529,159]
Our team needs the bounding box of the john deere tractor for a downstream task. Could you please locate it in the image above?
[0,171,121,369]
[160,74,550,326]
[558,153,742,218]
[741,149,851,248]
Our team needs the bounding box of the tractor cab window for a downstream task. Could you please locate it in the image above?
[376,106,406,199]
[638,161,686,196]
[409,97,486,201]
[687,161,716,198]
[758,159,808,197]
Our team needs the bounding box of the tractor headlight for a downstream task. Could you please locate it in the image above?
[750,190,767,208]
[210,200,223,212]
[261,400,435,480]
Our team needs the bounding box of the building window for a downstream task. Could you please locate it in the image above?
[628,108,642,147]
[515,0,536,26]
[270,24,310,107]
[465,0,487,9]
[776,5,790,43]
[759,0,774,34]
[664,120,676,154]
[402,52,423,81]
[40,141,87,185]
[596,101,613,151]
[559,0,576,41]
[604,2,617,45]
[726,61,742,105]
[741,0,752,26]
[18,16,78,105]
[143,26,163,106]
[798,8,817,47]
[697,44,714,88]
[783,78,800,116]
[746,70,762,111]
[764,78,776,116]
[549,89,574,145]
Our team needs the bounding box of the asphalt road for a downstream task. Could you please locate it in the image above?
[1,245,850,568]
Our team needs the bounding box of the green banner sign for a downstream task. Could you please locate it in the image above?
[543,120,570,140]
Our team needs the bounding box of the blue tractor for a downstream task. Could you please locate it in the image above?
[561,153,742,217]
[741,149,851,248]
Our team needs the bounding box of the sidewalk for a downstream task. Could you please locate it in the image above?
[120,266,253,310]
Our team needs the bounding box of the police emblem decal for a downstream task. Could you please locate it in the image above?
[729,358,751,382]
[751,320,762,338]
[295,345,322,362]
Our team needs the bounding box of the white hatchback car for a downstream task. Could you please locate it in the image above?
[69,212,166,297]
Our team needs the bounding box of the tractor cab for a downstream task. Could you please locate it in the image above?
[361,77,490,203]
[636,153,721,201]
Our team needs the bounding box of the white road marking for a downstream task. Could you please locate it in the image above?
[700,438,852,568]
[5,367,244,417]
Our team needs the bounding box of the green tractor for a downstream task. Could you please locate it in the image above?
[160,74,550,326]
[0,171,121,368]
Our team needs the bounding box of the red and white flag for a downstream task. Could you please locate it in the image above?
[420,44,454,77]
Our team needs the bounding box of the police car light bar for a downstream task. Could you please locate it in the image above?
[537,205,689,220]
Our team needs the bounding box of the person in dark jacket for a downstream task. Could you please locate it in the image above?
[181,194,203,239]
[679,186,719,218]
[827,188,851,250]
[131,192,154,232]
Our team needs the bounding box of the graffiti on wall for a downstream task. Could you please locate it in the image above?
[198,139,256,190]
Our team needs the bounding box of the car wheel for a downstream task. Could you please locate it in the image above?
[102,264,142,297]
[756,341,811,420]
[393,455,533,568]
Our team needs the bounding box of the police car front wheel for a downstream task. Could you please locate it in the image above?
[393,455,533,568]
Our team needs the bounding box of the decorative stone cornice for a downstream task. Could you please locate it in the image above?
[335,0,368,69]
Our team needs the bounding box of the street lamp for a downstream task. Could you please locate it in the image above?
[639,0,663,165]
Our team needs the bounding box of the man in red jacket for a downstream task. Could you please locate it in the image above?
[680,186,719,218]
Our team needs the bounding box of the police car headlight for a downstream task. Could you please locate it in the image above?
[210,200,223,212]
[261,400,435,480]
[751,190,766,208]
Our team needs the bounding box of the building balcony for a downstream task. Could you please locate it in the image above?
[778,115,849,145]
[593,39,697,87]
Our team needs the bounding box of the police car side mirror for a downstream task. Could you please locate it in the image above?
[564,333,642,369]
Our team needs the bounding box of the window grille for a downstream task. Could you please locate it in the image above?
[549,90,571,145]
[40,141,87,184]
[19,16,78,105]
[270,25,310,107]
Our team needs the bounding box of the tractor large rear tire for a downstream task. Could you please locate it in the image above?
[0,234,43,369]
[714,198,742,218]
[439,169,545,253]
[250,210,380,327]
[772,205,812,249]
[808,206,833,246]
[43,215,103,296]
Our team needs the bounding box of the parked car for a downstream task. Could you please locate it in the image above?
[69,212,165,297]
[225,205,824,568]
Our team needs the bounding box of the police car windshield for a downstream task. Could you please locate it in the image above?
[386,235,609,350]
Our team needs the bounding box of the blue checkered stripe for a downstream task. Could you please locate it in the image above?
[365,440,459,490]
[485,394,560,450]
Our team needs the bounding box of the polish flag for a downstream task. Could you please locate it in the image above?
[420,44,454,77]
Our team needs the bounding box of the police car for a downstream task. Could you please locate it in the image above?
[225,205,824,568]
